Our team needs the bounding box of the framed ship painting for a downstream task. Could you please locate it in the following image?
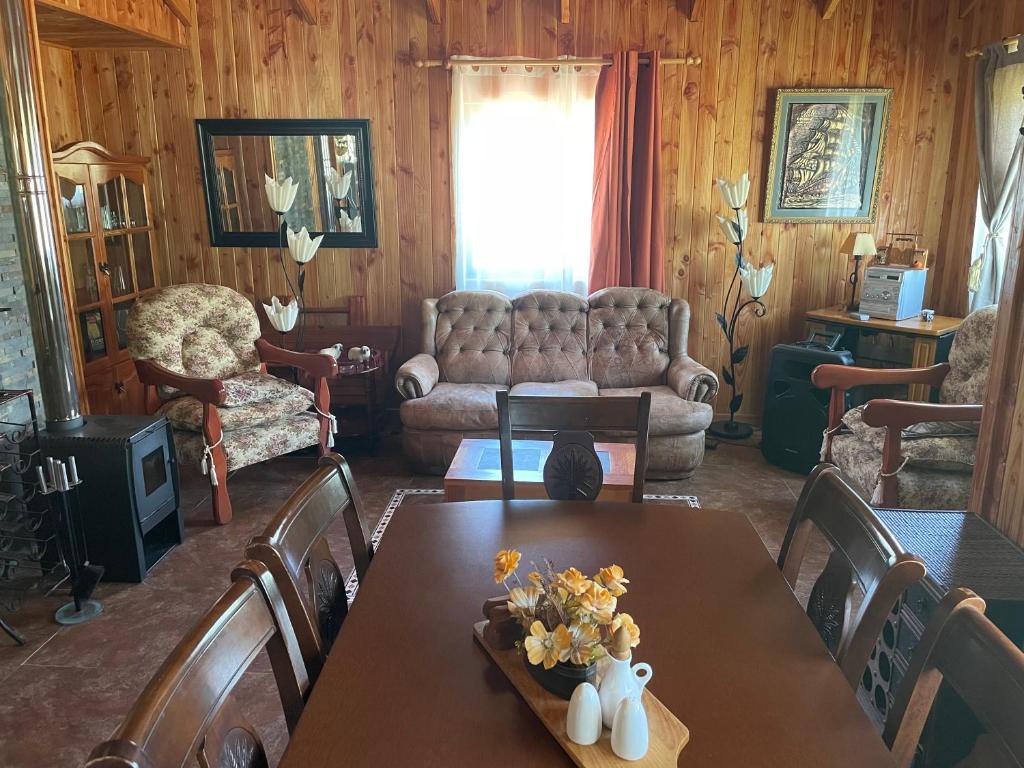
[764,88,891,223]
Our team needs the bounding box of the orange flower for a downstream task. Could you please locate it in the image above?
[556,567,592,596]
[494,548,521,584]
[579,582,617,624]
[610,612,640,648]
[524,621,571,669]
[595,565,630,597]
[527,570,544,588]
[568,621,601,665]
[507,586,541,621]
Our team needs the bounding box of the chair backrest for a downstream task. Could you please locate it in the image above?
[939,305,998,405]
[496,391,651,502]
[84,560,308,768]
[245,453,373,684]
[882,588,1024,768]
[778,464,927,688]
[510,290,590,384]
[425,290,512,385]
[128,283,262,387]
[587,287,688,389]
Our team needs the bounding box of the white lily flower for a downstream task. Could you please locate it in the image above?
[337,208,362,233]
[739,261,775,300]
[716,172,750,209]
[716,210,747,245]
[327,167,353,200]
[261,295,298,332]
[286,226,324,264]
[264,174,299,214]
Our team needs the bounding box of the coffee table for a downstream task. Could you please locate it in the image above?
[443,438,636,501]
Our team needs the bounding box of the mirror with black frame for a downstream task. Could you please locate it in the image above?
[196,118,377,248]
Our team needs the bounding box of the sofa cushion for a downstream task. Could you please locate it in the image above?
[939,305,997,405]
[511,291,589,384]
[434,291,512,386]
[173,412,321,472]
[599,386,713,436]
[588,288,672,388]
[220,371,308,407]
[159,382,313,432]
[509,380,599,397]
[840,404,977,471]
[400,383,507,431]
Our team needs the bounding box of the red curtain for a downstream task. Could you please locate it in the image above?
[589,50,665,292]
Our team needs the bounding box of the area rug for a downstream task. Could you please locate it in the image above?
[346,490,700,599]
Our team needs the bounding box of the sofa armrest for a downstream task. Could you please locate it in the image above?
[667,356,719,403]
[255,338,338,378]
[134,359,227,406]
[395,354,439,400]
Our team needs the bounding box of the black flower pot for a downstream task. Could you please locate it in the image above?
[525,656,597,700]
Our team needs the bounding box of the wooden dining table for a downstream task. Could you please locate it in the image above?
[279,500,896,767]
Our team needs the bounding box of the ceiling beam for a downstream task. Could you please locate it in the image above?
[293,0,316,23]
[162,0,191,26]
[821,0,842,19]
[560,0,570,24]
[426,0,442,24]
[679,0,705,22]
[959,0,979,18]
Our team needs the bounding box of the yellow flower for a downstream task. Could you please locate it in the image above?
[610,612,640,647]
[494,548,521,584]
[595,565,630,597]
[556,567,592,596]
[527,570,544,587]
[524,621,571,669]
[568,621,601,665]
[507,586,541,621]
[579,583,617,624]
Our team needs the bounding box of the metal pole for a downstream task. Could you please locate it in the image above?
[0,0,84,431]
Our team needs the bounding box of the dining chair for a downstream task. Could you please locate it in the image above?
[881,588,1024,768]
[496,391,652,502]
[778,464,927,689]
[84,560,309,768]
[245,453,374,685]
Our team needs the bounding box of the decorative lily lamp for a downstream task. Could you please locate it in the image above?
[841,232,877,311]
[710,172,774,441]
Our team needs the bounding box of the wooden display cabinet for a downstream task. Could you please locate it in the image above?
[52,142,159,415]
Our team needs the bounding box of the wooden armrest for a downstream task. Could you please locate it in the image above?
[812,363,950,390]
[134,359,226,405]
[256,338,338,378]
[862,400,983,430]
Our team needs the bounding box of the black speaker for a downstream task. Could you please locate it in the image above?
[761,332,853,474]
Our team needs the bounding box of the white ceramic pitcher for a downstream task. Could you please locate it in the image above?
[598,626,653,728]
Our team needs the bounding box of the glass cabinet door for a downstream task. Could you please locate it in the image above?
[104,234,135,298]
[131,233,156,291]
[97,176,127,230]
[78,308,107,363]
[124,177,148,228]
[113,299,135,350]
[68,239,100,306]
[58,176,90,234]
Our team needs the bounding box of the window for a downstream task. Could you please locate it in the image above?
[451,60,600,296]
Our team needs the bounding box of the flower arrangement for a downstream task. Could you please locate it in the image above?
[494,549,639,671]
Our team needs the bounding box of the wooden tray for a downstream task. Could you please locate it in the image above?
[473,621,689,766]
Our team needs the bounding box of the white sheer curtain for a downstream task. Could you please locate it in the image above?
[969,46,1024,310]
[451,58,599,296]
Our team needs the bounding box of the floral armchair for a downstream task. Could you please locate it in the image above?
[812,305,996,509]
[127,284,338,524]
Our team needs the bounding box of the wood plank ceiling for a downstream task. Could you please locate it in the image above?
[36,0,1023,432]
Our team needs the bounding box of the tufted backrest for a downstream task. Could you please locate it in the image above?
[940,305,998,405]
[511,291,589,384]
[588,287,684,388]
[431,291,512,385]
[128,284,261,389]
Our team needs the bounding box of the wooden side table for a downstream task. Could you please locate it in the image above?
[444,438,636,501]
[804,306,963,401]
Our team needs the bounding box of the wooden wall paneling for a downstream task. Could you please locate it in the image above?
[35,0,187,48]
[38,0,1016,424]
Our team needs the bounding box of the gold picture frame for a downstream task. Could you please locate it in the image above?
[764,88,892,223]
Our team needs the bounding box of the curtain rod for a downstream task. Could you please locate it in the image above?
[413,55,702,69]
[966,34,1020,57]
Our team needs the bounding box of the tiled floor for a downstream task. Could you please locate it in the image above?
[0,434,813,767]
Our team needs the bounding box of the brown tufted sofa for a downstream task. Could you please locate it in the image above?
[395,287,718,479]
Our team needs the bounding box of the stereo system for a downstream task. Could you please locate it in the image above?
[858,265,928,321]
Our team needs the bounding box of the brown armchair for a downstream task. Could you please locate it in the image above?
[128,284,338,524]
[812,306,997,509]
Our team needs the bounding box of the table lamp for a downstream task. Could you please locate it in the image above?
[842,233,877,311]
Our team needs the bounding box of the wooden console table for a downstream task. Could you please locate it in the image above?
[805,306,963,401]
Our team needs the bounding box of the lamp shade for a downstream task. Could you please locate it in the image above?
[841,232,877,257]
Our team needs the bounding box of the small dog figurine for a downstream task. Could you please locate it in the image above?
[347,345,372,363]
